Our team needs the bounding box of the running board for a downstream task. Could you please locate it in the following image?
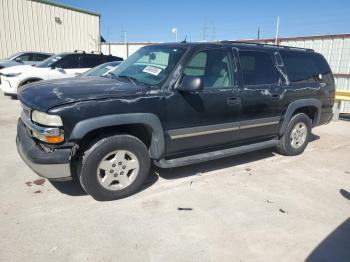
[153,139,279,168]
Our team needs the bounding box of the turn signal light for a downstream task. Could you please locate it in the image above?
[45,135,64,144]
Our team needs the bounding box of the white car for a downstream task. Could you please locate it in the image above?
[0,51,122,97]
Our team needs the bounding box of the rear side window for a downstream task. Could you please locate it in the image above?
[239,51,278,85]
[16,53,35,62]
[81,55,104,68]
[279,51,332,84]
[35,53,51,61]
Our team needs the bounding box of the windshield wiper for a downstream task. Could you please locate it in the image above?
[117,75,149,87]
[118,75,136,85]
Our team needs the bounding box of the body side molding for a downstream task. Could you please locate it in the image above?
[167,116,280,140]
[69,113,165,159]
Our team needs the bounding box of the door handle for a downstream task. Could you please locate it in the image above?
[227,97,240,105]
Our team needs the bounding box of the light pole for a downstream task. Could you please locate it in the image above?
[171,27,178,42]
[275,16,280,45]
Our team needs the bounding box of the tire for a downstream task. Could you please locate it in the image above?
[276,113,312,156]
[79,134,151,201]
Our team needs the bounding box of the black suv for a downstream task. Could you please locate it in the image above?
[16,42,335,201]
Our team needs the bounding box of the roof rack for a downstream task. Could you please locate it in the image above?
[74,50,86,54]
[91,51,104,55]
[220,41,314,52]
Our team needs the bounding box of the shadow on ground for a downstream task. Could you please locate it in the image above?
[49,133,320,196]
[339,189,350,201]
[306,217,350,262]
[49,171,159,197]
[156,148,276,180]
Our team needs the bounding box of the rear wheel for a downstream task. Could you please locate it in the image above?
[79,135,151,201]
[276,113,311,156]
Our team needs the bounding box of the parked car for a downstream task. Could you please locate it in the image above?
[0,51,52,69]
[0,51,122,97]
[81,61,122,77]
[16,42,335,201]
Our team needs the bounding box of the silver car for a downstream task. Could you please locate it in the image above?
[0,51,52,70]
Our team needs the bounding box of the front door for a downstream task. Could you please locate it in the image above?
[48,54,85,79]
[164,47,241,156]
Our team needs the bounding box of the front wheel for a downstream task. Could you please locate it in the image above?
[79,135,151,201]
[276,113,312,156]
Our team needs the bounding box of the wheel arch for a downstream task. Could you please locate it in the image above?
[279,99,321,136]
[69,113,165,159]
[19,77,43,87]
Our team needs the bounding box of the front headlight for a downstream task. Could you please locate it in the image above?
[4,72,22,77]
[31,110,63,127]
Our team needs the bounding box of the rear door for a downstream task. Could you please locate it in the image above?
[164,47,241,155]
[237,49,284,141]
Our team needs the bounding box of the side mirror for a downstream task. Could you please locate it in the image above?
[177,76,203,93]
[52,66,64,72]
[15,58,23,63]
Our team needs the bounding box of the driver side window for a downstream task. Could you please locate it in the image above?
[17,53,34,62]
[184,49,232,89]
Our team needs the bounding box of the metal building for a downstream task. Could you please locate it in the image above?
[242,34,350,113]
[0,0,100,58]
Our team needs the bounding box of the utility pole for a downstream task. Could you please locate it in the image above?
[202,22,208,41]
[257,26,260,40]
[211,24,216,41]
[120,27,127,43]
[275,16,280,45]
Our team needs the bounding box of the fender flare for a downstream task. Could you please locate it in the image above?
[19,78,43,87]
[279,99,322,136]
[69,113,165,159]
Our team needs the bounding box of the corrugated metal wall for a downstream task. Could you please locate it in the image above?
[254,35,350,113]
[101,43,154,60]
[0,0,100,58]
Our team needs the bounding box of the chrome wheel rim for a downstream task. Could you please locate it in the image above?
[290,122,307,149]
[97,150,139,190]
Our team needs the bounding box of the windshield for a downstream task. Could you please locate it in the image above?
[35,54,65,68]
[107,45,186,87]
[82,61,122,77]
[6,53,21,60]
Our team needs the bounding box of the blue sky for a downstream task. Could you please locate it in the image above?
[57,0,350,42]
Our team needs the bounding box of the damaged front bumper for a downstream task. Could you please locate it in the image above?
[16,118,72,181]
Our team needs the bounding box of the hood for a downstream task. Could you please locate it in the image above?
[18,77,143,111]
[0,60,18,67]
[0,64,33,74]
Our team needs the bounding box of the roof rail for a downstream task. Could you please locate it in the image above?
[74,50,86,54]
[221,41,314,52]
[91,51,104,55]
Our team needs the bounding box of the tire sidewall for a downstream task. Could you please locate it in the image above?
[80,135,150,201]
[284,113,311,155]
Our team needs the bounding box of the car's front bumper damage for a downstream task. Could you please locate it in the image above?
[16,118,72,181]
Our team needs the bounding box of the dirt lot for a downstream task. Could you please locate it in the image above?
[0,94,349,262]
